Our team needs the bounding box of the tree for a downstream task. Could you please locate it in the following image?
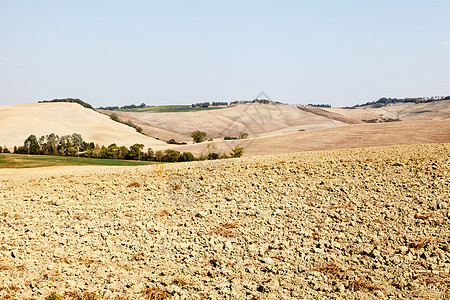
[24,134,40,154]
[191,130,207,143]
[129,143,144,160]
[230,146,244,158]
[154,150,164,162]
[163,149,181,162]
[47,133,59,154]
[146,148,154,160]
[180,152,194,162]
[71,133,84,149]
[208,152,219,160]
[118,146,129,159]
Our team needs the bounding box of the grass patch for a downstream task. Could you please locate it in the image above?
[116,105,226,113]
[0,154,158,169]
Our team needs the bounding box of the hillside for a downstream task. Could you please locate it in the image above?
[100,101,450,143]
[0,143,448,299]
[1,100,449,156]
[99,103,347,142]
[0,103,167,149]
[317,100,450,123]
[170,119,450,156]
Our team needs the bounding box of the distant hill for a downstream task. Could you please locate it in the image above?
[351,96,449,108]
[1,98,448,155]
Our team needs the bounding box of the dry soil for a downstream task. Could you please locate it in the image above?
[0,143,449,299]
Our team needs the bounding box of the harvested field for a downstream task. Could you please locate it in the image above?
[175,119,450,157]
[0,143,449,299]
[0,103,167,149]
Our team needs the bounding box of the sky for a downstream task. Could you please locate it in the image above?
[1,0,449,108]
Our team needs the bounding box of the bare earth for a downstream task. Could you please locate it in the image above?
[0,143,449,299]
[102,101,450,144]
[173,119,450,157]
[101,104,346,142]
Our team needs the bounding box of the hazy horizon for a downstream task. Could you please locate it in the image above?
[1,0,449,108]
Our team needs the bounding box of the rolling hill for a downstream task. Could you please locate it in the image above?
[1,100,449,157]
[0,103,167,150]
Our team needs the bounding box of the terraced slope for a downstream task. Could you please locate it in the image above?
[0,143,448,299]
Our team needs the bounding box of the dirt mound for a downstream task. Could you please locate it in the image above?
[0,143,448,299]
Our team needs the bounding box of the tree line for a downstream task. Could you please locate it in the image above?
[98,103,147,110]
[38,98,93,109]
[351,96,450,108]
[10,133,244,162]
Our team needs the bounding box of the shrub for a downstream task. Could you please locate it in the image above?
[239,132,248,139]
[208,152,219,160]
[3,147,10,153]
[162,149,181,162]
[180,152,195,162]
[167,139,187,145]
[230,146,244,158]
[191,130,207,143]
[110,113,120,122]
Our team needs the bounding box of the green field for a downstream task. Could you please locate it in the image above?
[0,154,158,168]
[116,105,226,113]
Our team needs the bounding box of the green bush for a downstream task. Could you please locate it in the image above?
[230,146,244,158]
[110,113,120,122]
[208,153,219,160]
[191,130,207,143]
[180,152,194,162]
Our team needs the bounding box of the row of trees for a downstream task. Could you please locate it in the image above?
[38,98,93,109]
[191,130,248,143]
[224,132,248,140]
[230,99,282,105]
[307,103,331,108]
[98,103,147,110]
[0,146,11,153]
[352,96,450,108]
[109,113,143,133]
[14,133,90,156]
[11,134,244,162]
[191,102,228,108]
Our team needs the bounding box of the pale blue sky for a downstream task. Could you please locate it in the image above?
[1,0,449,107]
